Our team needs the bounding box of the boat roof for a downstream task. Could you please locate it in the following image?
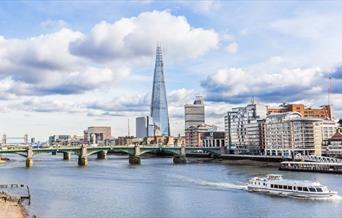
[252,175,323,187]
[271,179,322,187]
[281,161,342,166]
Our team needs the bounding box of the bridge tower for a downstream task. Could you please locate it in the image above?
[129,145,141,165]
[78,145,88,166]
[26,146,33,168]
[173,144,187,164]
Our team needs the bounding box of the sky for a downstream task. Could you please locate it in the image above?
[1,0,342,141]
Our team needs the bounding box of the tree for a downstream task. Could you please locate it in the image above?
[338,119,342,127]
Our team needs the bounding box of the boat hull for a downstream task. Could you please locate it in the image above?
[247,186,337,199]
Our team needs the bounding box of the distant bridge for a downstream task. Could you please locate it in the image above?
[0,145,225,167]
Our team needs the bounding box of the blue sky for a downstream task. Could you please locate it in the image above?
[1,0,342,141]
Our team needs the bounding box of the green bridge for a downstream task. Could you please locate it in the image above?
[0,145,225,167]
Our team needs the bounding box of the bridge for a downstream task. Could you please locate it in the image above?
[0,145,225,167]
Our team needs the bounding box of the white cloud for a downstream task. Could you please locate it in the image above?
[70,10,219,62]
[16,98,85,113]
[41,19,68,31]
[0,28,131,96]
[269,12,342,68]
[202,67,327,103]
[193,0,220,14]
[222,33,235,41]
[226,42,238,54]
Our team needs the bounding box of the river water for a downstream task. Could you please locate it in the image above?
[1,154,342,218]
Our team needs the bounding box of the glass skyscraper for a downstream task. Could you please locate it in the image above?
[150,45,170,136]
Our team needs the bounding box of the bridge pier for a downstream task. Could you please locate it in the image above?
[97,151,107,160]
[63,152,71,160]
[129,155,141,165]
[129,145,141,165]
[26,146,33,168]
[78,145,88,166]
[173,145,187,164]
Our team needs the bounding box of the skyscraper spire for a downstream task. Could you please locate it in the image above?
[150,45,170,136]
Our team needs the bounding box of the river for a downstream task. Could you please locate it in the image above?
[1,154,342,218]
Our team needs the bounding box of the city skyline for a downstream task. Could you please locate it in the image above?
[0,1,342,140]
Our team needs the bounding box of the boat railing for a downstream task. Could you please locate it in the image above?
[295,155,342,163]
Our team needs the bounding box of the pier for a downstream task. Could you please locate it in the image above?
[220,154,286,162]
[279,161,342,174]
[0,184,31,205]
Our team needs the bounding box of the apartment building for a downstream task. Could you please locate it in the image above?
[224,101,267,154]
[264,112,323,156]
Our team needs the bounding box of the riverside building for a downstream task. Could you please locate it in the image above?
[267,103,332,120]
[185,124,217,147]
[84,126,111,145]
[224,100,267,154]
[323,129,342,158]
[264,112,323,156]
[202,131,226,148]
[184,96,205,130]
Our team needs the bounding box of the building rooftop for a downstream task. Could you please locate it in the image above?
[330,130,342,141]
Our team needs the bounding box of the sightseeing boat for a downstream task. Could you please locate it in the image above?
[247,174,337,199]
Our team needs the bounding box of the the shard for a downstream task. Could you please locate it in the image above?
[150,45,170,136]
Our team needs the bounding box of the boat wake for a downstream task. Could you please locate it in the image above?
[170,174,247,191]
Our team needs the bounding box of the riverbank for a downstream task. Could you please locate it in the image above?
[0,193,26,218]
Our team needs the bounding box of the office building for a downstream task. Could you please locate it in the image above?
[224,100,267,154]
[48,135,71,146]
[185,96,205,130]
[136,116,154,138]
[267,103,331,120]
[203,131,225,148]
[150,45,170,136]
[84,126,111,145]
[185,124,217,147]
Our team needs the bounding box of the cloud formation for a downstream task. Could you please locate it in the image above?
[201,67,329,103]
[0,10,218,99]
[0,28,132,97]
[70,10,219,62]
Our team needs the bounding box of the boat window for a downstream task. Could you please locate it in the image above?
[271,184,274,188]
[279,185,283,189]
[316,188,323,192]
[298,187,303,191]
[274,185,278,189]
[309,188,316,192]
[303,187,309,192]
[288,186,292,190]
[284,185,288,189]
[263,183,266,186]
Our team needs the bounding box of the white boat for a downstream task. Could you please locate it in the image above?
[247,174,337,199]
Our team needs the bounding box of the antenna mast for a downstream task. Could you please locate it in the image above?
[327,75,333,120]
[128,118,130,137]
[328,76,332,107]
